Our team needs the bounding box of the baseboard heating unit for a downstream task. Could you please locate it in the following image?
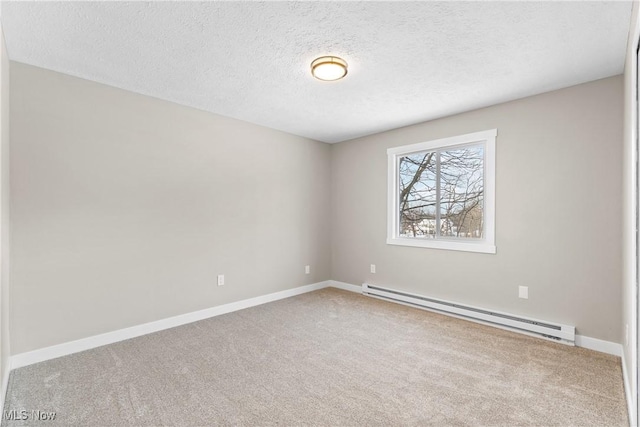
[362,283,575,345]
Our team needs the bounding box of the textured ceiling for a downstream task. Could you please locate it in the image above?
[1,1,632,143]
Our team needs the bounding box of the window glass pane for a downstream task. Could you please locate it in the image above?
[398,152,437,238]
[439,146,484,239]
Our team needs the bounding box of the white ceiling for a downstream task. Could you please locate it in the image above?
[1,1,632,143]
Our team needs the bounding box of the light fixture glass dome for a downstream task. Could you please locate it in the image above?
[311,56,348,81]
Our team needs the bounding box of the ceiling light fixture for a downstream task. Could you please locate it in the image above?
[311,56,348,81]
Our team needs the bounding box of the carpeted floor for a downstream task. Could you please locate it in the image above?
[2,288,629,426]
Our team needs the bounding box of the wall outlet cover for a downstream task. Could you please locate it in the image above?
[518,286,528,299]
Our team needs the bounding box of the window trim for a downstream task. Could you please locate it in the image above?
[387,129,497,254]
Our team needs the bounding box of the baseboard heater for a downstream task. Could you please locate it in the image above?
[362,283,575,346]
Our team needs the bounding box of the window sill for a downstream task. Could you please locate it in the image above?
[386,237,496,254]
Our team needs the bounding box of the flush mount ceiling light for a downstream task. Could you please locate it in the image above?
[310,56,348,81]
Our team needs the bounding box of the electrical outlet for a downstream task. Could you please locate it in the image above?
[217,274,225,286]
[518,286,528,299]
[305,265,310,274]
[370,264,376,274]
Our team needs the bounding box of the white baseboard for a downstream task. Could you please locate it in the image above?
[328,280,362,293]
[0,359,10,412]
[574,335,623,357]
[12,280,332,370]
[7,279,626,370]
[621,349,637,427]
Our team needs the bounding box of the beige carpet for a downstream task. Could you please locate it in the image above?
[2,288,628,426]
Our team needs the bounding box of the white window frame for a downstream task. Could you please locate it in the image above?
[387,129,496,254]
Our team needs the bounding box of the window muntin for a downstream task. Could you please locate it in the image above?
[387,129,496,254]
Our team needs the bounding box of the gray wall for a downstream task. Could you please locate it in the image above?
[331,76,623,342]
[8,61,625,355]
[0,23,10,396]
[10,62,331,354]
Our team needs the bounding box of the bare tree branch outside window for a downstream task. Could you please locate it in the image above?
[398,145,484,239]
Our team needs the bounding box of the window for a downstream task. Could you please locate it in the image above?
[387,129,496,254]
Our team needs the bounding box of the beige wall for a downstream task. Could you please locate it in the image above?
[331,76,623,343]
[10,62,332,354]
[0,23,10,400]
[622,2,639,424]
[8,60,626,357]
